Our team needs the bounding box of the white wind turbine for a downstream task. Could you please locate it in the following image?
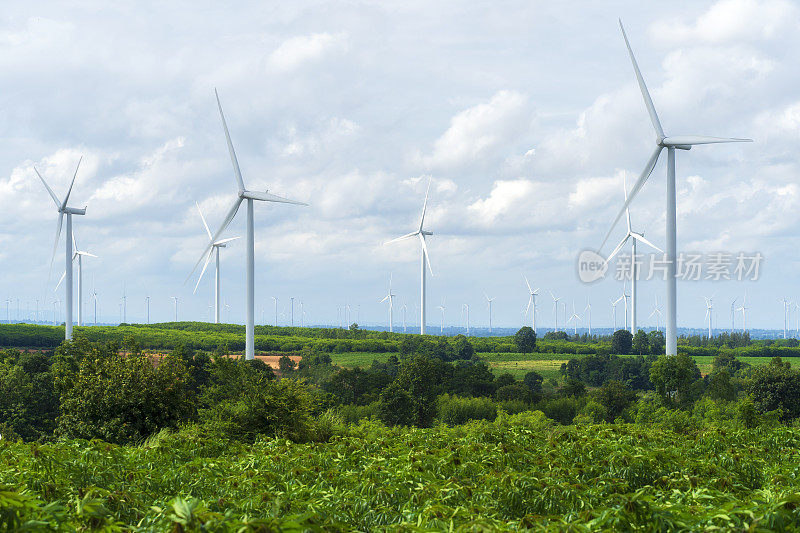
[401,303,408,332]
[461,303,470,335]
[188,90,307,360]
[485,294,495,333]
[438,298,446,334]
[379,275,396,333]
[385,178,433,334]
[729,298,737,334]
[601,21,751,356]
[33,157,86,340]
[55,233,97,327]
[605,174,662,335]
[523,275,539,331]
[193,202,239,323]
[649,295,662,332]
[737,292,748,333]
[780,298,790,339]
[584,297,592,336]
[171,296,179,322]
[611,295,624,331]
[795,303,800,338]
[703,296,714,340]
[567,301,581,335]
[549,291,561,331]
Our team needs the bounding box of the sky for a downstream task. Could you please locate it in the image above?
[1,0,799,331]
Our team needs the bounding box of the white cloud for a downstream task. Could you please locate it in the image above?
[269,32,348,70]
[419,90,529,170]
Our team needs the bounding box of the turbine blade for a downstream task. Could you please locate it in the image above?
[193,249,214,294]
[524,274,532,293]
[34,167,61,208]
[600,145,662,250]
[662,135,752,146]
[384,231,418,245]
[215,89,246,191]
[380,295,389,303]
[420,234,433,275]
[631,232,663,253]
[619,20,664,137]
[419,176,432,232]
[605,234,630,263]
[62,156,82,210]
[55,269,66,291]
[186,197,242,284]
[624,173,632,233]
[214,236,240,245]
[245,191,308,205]
[50,213,64,271]
[196,201,213,239]
[525,297,532,316]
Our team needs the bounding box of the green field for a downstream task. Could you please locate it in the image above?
[329,351,800,381]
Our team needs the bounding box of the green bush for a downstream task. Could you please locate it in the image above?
[436,394,497,425]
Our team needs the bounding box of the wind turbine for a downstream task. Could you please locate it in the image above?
[55,233,97,327]
[300,300,305,328]
[188,90,307,360]
[737,292,748,333]
[461,303,470,335]
[271,296,278,326]
[5,298,9,323]
[567,301,581,335]
[401,303,408,332]
[291,297,296,327]
[611,296,623,331]
[438,298,446,334]
[193,202,239,323]
[171,296,179,323]
[549,291,560,331]
[485,294,495,333]
[33,157,86,340]
[601,21,751,355]
[795,303,800,338]
[730,298,737,334]
[780,298,790,339]
[385,177,433,334]
[584,297,592,336]
[523,275,539,331]
[704,296,714,340]
[649,295,662,332]
[605,174,662,335]
[145,296,151,325]
[380,275,395,332]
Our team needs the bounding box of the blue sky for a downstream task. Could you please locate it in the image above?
[1,0,799,330]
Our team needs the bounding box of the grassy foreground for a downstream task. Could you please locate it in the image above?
[4,412,800,531]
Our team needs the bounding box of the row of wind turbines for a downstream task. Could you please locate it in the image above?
[28,21,755,358]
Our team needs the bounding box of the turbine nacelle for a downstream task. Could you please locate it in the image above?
[62,206,87,215]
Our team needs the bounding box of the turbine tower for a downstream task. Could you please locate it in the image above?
[584,297,592,336]
[193,202,239,323]
[461,303,470,335]
[737,293,748,333]
[601,21,751,355]
[730,298,737,334]
[171,296,179,323]
[549,291,560,331]
[485,294,495,333]
[649,295,662,332]
[379,275,395,332]
[438,298,446,334]
[611,296,623,331]
[704,296,714,340]
[780,298,790,339]
[524,275,539,331]
[55,233,97,327]
[567,301,581,335]
[606,174,662,335]
[385,178,433,334]
[33,157,86,340]
[188,90,307,360]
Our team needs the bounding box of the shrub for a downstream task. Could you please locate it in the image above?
[538,397,584,425]
[377,382,415,427]
[514,327,537,353]
[595,380,637,421]
[495,382,532,403]
[436,394,497,425]
[278,355,296,373]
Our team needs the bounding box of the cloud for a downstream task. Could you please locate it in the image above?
[269,32,348,70]
[418,90,529,170]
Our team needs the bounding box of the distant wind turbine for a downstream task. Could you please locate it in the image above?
[601,21,751,355]
[438,298,446,334]
[649,295,662,333]
[567,301,581,335]
[171,296,179,323]
[730,298,737,334]
[584,297,592,336]
[193,202,239,323]
[187,89,307,360]
[55,233,97,327]
[380,275,395,332]
[461,303,470,335]
[704,296,714,340]
[385,178,433,334]
[523,275,539,331]
[737,293,748,333]
[271,296,278,326]
[549,291,560,331]
[485,294,495,333]
[780,298,790,339]
[33,157,86,340]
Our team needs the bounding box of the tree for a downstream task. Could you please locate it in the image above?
[514,327,537,353]
[708,369,737,401]
[632,330,649,355]
[561,377,587,398]
[523,371,544,394]
[377,383,415,427]
[595,380,636,421]
[393,355,441,427]
[57,352,196,444]
[649,354,702,407]
[495,382,532,403]
[611,330,633,355]
[451,335,475,360]
[278,355,296,373]
[648,330,665,355]
[0,350,59,440]
[747,357,800,420]
[494,373,516,389]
